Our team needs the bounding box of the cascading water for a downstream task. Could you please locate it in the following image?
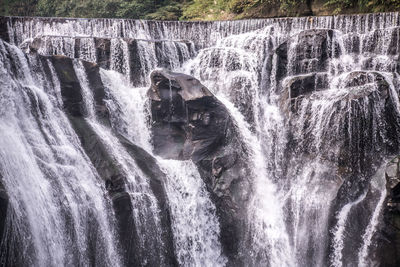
[181,12,400,266]
[73,62,170,266]
[158,160,227,266]
[0,40,121,267]
[183,27,295,266]
[99,69,227,266]
[1,12,400,267]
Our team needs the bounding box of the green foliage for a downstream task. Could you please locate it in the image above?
[229,0,257,14]
[146,2,183,20]
[0,0,38,16]
[323,0,400,14]
[1,0,400,20]
[181,0,308,19]
[366,0,400,12]
[324,0,358,14]
[35,0,155,18]
[1,0,182,19]
[181,0,217,20]
[116,0,156,18]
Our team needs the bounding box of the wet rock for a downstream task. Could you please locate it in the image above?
[0,178,8,244]
[128,39,194,86]
[51,56,85,116]
[275,29,338,82]
[386,159,400,202]
[52,56,177,266]
[342,33,361,54]
[283,71,392,114]
[280,72,329,113]
[93,38,111,69]
[362,56,400,74]
[148,69,252,265]
[26,36,111,69]
[375,157,400,267]
[362,27,400,56]
[344,71,388,89]
[0,17,9,43]
[286,70,400,249]
[81,61,111,124]
[148,69,222,161]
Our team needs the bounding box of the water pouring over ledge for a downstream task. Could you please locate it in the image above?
[0,11,400,266]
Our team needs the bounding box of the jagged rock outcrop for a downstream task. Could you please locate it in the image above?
[148,69,252,264]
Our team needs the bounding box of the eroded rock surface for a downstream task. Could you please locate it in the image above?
[148,69,252,264]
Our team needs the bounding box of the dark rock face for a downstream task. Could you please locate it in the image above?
[289,70,398,192]
[0,17,9,43]
[0,178,8,246]
[0,187,24,267]
[51,56,85,116]
[280,71,392,116]
[148,69,252,264]
[376,157,400,267]
[51,56,177,266]
[268,25,400,266]
[279,72,329,113]
[275,29,338,84]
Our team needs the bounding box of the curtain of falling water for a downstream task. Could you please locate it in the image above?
[182,14,400,266]
[183,27,295,267]
[99,69,228,266]
[0,40,121,266]
[73,61,168,266]
[3,12,400,267]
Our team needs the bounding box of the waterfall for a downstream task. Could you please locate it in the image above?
[99,68,227,266]
[357,165,387,267]
[183,25,295,267]
[1,12,400,267]
[0,40,121,266]
[159,160,227,266]
[181,12,400,266]
[73,62,169,266]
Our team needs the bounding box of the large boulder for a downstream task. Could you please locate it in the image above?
[148,69,252,265]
